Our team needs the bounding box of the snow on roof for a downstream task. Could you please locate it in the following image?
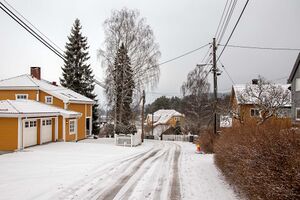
[232,83,291,106]
[0,74,94,104]
[0,74,38,88]
[148,109,184,126]
[0,100,81,118]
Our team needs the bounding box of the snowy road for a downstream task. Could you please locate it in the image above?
[54,141,182,200]
[0,139,237,200]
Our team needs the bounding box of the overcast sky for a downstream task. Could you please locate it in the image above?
[0,0,299,107]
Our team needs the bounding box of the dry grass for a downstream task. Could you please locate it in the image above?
[214,120,300,199]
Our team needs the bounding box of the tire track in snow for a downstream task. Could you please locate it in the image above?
[117,150,167,199]
[53,147,155,200]
[170,144,182,200]
[96,149,161,200]
[118,144,170,200]
[152,146,172,200]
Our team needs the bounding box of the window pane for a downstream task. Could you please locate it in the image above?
[296,79,300,91]
[25,122,29,128]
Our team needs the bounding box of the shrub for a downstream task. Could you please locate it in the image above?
[214,121,300,200]
[197,130,216,153]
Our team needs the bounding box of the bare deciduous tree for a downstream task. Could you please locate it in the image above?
[237,76,291,124]
[98,8,161,105]
[181,66,212,133]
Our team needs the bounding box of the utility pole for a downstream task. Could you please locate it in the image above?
[212,38,218,135]
[141,90,145,142]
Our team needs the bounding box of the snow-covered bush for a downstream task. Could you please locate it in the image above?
[214,120,299,199]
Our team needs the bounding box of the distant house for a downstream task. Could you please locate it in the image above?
[230,81,291,127]
[288,53,300,125]
[145,109,185,139]
[0,67,94,151]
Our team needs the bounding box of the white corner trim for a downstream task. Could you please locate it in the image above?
[17,117,22,150]
[55,117,58,141]
[63,117,66,141]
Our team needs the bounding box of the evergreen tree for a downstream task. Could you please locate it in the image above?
[60,19,99,135]
[113,43,135,134]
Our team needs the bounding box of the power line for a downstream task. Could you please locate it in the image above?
[2,0,65,53]
[158,43,210,66]
[218,60,235,85]
[214,0,230,38]
[200,44,212,63]
[217,0,238,44]
[216,0,234,41]
[0,1,65,60]
[217,0,250,61]
[218,44,300,51]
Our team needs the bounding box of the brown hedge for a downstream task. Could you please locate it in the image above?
[214,121,300,200]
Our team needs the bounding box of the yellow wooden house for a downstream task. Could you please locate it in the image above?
[0,67,94,151]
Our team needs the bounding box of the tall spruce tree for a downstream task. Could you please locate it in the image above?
[113,43,134,134]
[60,19,100,135]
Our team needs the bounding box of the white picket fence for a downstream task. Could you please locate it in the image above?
[162,134,190,142]
[115,130,142,147]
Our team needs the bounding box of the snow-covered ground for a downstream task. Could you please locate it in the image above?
[0,139,237,200]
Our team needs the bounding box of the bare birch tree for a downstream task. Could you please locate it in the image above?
[181,66,212,133]
[237,76,291,124]
[98,8,161,105]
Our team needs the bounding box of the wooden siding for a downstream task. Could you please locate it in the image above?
[0,90,37,100]
[68,103,86,140]
[167,116,185,127]
[39,91,64,108]
[0,118,18,151]
[58,116,63,141]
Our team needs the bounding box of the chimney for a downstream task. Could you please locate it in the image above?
[52,81,57,86]
[252,79,259,85]
[30,67,41,80]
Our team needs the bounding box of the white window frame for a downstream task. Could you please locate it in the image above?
[42,119,52,126]
[250,108,260,117]
[16,94,28,100]
[69,120,76,135]
[296,78,300,92]
[295,108,300,121]
[45,96,53,104]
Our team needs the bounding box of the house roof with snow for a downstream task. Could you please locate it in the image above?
[0,74,94,104]
[232,83,291,107]
[0,100,81,118]
[147,109,184,126]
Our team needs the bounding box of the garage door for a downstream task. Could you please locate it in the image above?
[41,119,52,143]
[23,120,37,147]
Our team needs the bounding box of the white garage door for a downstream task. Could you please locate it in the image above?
[23,120,37,147]
[41,119,52,143]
